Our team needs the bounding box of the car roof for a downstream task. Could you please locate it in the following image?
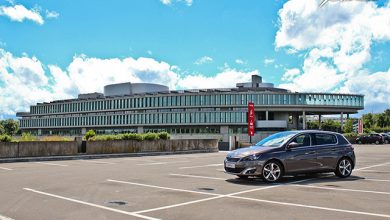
[291,130,341,135]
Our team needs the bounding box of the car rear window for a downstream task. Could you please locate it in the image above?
[314,133,337,145]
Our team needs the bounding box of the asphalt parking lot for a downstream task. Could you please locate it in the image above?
[0,144,390,220]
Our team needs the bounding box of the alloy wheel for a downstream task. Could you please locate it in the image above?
[338,159,352,177]
[263,162,281,182]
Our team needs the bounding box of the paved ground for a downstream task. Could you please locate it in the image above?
[0,144,390,220]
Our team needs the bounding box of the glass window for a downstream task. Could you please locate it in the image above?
[314,133,337,145]
[290,134,311,147]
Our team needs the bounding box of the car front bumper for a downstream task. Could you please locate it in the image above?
[224,160,264,176]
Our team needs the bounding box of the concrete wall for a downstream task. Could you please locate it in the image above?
[86,139,219,154]
[0,142,19,158]
[0,141,78,158]
[18,141,78,157]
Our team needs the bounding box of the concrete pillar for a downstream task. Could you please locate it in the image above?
[318,115,322,130]
[220,126,229,142]
[265,111,269,121]
[38,129,42,136]
[340,112,344,132]
[302,111,306,130]
[137,126,144,134]
[81,128,86,135]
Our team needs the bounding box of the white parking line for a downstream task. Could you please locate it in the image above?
[36,162,68,167]
[137,162,168,166]
[23,188,159,220]
[229,195,390,219]
[355,162,390,171]
[364,178,390,182]
[357,170,390,173]
[0,214,14,220]
[107,179,219,196]
[0,167,12,171]
[292,184,390,195]
[79,160,115,165]
[179,164,223,169]
[169,173,227,181]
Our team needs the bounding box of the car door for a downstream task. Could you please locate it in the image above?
[314,133,340,170]
[284,133,318,173]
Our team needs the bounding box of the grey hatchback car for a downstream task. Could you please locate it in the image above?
[224,130,355,182]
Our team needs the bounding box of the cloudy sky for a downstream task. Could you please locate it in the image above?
[0,0,389,118]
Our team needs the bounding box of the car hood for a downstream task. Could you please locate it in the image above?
[227,146,276,158]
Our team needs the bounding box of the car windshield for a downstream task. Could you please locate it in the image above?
[255,131,297,148]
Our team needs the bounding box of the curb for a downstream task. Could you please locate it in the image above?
[0,149,219,163]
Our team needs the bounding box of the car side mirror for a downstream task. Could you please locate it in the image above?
[287,142,300,149]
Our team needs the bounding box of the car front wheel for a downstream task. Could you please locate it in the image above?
[335,158,352,178]
[262,161,283,183]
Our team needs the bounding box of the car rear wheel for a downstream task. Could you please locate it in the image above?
[358,140,362,144]
[262,161,283,183]
[335,158,352,178]
[385,140,389,144]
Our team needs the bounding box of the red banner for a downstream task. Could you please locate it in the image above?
[358,118,363,134]
[248,102,255,136]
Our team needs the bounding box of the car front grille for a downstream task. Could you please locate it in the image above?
[226,157,240,162]
[224,167,245,174]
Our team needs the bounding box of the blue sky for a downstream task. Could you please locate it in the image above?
[0,0,389,118]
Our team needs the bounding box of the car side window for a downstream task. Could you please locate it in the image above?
[290,134,311,148]
[314,133,337,145]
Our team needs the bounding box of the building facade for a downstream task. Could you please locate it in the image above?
[17,75,364,142]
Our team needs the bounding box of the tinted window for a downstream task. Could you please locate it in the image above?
[290,134,311,147]
[314,133,337,145]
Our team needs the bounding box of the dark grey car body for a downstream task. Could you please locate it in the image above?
[224,130,355,178]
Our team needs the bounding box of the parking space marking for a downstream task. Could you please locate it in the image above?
[117,177,316,215]
[364,178,390,182]
[107,179,220,196]
[78,160,115,165]
[23,188,159,220]
[0,167,12,171]
[137,161,190,166]
[169,173,227,181]
[179,164,223,169]
[36,162,69,167]
[292,184,390,195]
[137,162,168,166]
[357,170,390,173]
[355,162,390,171]
[0,214,14,220]
[229,195,390,219]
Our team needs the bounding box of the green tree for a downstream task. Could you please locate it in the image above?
[84,130,96,141]
[377,113,386,128]
[363,113,374,129]
[0,119,19,136]
[0,124,4,135]
[344,119,354,133]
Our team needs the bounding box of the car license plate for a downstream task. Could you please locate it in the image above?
[225,162,235,168]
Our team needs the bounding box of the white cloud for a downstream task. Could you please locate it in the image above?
[281,68,300,82]
[45,10,59,19]
[0,4,44,25]
[177,68,259,89]
[160,0,193,6]
[276,0,390,110]
[264,58,275,65]
[194,56,213,65]
[235,59,246,65]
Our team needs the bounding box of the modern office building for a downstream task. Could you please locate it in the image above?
[17,75,364,142]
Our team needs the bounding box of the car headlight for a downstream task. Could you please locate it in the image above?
[241,154,261,161]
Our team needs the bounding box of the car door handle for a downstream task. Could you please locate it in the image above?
[305,151,316,155]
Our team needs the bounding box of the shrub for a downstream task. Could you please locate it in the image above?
[143,132,159,141]
[0,134,12,142]
[20,132,38,142]
[85,130,96,141]
[42,136,72,141]
[158,132,170,140]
